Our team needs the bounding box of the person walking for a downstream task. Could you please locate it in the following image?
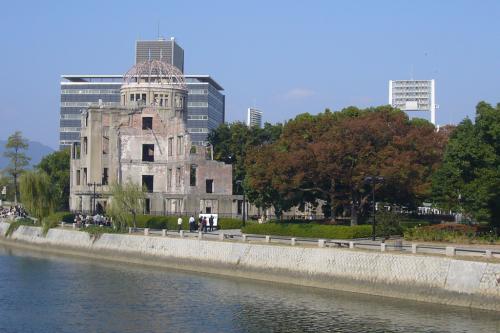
[209,215,214,232]
[177,216,183,232]
[189,215,195,232]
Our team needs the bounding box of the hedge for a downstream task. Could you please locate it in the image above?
[241,223,373,239]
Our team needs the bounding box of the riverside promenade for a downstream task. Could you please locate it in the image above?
[1,220,499,312]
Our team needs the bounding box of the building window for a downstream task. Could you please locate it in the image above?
[144,198,151,214]
[168,137,173,156]
[103,136,109,155]
[167,168,172,190]
[102,168,108,185]
[190,165,197,186]
[76,169,81,186]
[142,117,153,130]
[237,200,243,215]
[142,144,154,162]
[177,136,183,155]
[83,137,88,155]
[176,167,182,187]
[206,179,213,193]
[83,168,87,186]
[142,175,153,192]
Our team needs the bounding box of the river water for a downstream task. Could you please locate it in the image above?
[0,246,498,333]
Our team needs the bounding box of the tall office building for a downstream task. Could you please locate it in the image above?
[60,38,224,149]
[59,75,122,150]
[246,108,262,128]
[389,79,437,125]
[136,37,184,72]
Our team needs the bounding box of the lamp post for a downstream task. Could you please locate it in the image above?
[364,176,385,241]
[236,180,246,226]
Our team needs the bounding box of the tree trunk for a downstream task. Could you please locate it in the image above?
[14,174,18,204]
[133,212,137,229]
[350,204,358,226]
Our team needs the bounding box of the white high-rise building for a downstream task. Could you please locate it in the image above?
[389,79,437,125]
[247,108,263,128]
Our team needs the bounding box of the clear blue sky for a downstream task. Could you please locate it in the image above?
[0,0,499,148]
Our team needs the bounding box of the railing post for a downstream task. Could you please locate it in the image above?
[290,238,296,246]
[485,250,492,258]
[61,222,65,228]
[198,231,203,239]
[162,229,167,237]
[144,228,149,236]
[179,230,184,237]
[411,243,419,254]
[242,234,247,242]
[219,233,225,241]
[318,239,325,248]
[265,235,271,243]
[128,227,132,234]
[349,241,355,249]
[72,223,76,229]
[380,243,386,252]
[445,246,455,256]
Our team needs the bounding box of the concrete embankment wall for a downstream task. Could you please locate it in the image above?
[0,222,499,312]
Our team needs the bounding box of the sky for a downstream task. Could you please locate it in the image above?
[0,0,499,149]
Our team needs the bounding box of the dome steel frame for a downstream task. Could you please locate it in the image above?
[123,59,187,90]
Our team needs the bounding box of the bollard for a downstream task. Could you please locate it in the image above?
[144,228,149,236]
[61,222,65,228]
[265,235,271,243]
[380,243,387,252]
[485,250,492,258]
[242,234,247,242]
[411,244,419,254]
[198,231,203,239]
[291,238,296,246]
[128,227,132,234]
[445,246,456,256]
[162,229,167,237]
[318,239,326,248]
[72,223,76,229]
[219,233,225,241]
[349,241,355,249]
[179,230,184,238]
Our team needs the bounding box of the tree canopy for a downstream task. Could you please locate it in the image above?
[3,131,30,203]
[107,180,145,230]
[36,148,70,211]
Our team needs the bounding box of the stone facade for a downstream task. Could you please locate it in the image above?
[69,60,237,216]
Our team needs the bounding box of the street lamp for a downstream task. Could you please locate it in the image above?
[364,176,385,241]
[88,182,102,215]
[236,180,246,226]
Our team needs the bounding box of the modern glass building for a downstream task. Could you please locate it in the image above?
[59,74,224,149]
[59,75,122,150]
[185,75,225,145]
[136,38,184,72]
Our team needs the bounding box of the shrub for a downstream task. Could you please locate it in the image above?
[218,218,244,229]
[241,223,373,239]
[375,211,403,238]
[404,223,499,244]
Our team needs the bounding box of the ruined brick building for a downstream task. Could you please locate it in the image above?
[69,60,236,215]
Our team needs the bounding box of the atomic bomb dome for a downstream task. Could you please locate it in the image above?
[123,59,186,90]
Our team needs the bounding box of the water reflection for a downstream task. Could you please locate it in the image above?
[0,246,498,333]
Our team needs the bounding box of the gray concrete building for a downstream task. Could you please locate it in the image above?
[246,108,262,128]
[136,37,184,72]
[69,60,235,215]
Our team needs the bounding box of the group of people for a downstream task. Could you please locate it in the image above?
[0,205,27,219]
[185,215,216,232]
[73,213,111,228]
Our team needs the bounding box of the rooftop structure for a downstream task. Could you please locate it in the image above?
[136,37,184,73]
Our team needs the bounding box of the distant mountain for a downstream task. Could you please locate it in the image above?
[0,140,55,170]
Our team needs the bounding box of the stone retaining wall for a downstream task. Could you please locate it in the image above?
[0,222,499,312]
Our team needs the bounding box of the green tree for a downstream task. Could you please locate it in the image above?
[3,131,30,203]
[19,170,55,227]
[432,102,500,227]
[36,149,70,211]
[208,121,282,194]
[107,180,145,230]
